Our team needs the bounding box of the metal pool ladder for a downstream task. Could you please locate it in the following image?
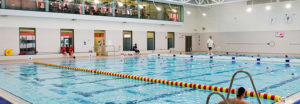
[206,70,262,104]
[206,91,229,104]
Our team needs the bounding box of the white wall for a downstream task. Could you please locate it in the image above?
[105,30,123,52]
[132,31,147,51]
[36,28,60,54]
[197,0,300,32]
[155,32,168,50]
[196,0,300,54]
[74,29,94,53]
[0,27,19,56]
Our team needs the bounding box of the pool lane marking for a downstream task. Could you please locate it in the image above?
[259,75,300,92]
[33,61,282,102]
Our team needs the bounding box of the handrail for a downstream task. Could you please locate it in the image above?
[226,70,261,104]
[105,45,116,56]
[206,91,228,104]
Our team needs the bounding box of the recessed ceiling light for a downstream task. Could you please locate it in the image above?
[156,7,161,11]
[202,13,207,16]
[172,9,177,13]
[285,4,291,9]
[246,7,252,12]
[138,5,143,9]
[94,0,99,4]
[265,5,271,11]
[187,11,191,15]
[118,2,123,7]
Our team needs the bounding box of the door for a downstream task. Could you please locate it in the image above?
[94,30,105,56]
[185,36,192,52]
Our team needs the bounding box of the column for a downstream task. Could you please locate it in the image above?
[81,0,85,14]
[112,0,115,16]
[137,0,140,18]
[1,0,5,8]
[44,0,49,12]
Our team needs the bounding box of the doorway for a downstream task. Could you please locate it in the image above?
[94,30,105,56]
[123,31,132,51]
[147,31,155,50]
[60,29,74,53]
[185,36,192,52]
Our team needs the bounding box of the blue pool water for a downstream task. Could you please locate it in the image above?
[0,56,299,104]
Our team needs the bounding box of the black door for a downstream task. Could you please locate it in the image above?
[185,36,192,52]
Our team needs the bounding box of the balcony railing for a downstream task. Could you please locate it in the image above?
[0,0,183,22]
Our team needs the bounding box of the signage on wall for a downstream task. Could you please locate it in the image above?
[179,34,185,38]
[123,34,131,38]
[275,32,285,38]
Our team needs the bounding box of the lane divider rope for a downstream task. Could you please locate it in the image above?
[34,61,282,102]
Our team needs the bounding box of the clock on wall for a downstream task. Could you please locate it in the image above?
[284,14,293,24]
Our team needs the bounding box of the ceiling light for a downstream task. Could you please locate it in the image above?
[285,4,291,9]
[118,2,123,7]
[246,7,252,13]
[202,13,207,16]
[172,9,177,13]
[138,5,143,9]
[94,0,99,4]
[265,5,271,11]
[187,11,191,15]
[156,7,161,11]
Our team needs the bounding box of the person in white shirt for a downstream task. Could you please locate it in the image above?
[98,41,102,56]
[207,36,215,56]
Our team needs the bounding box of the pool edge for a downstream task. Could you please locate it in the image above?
[0,88,31,104]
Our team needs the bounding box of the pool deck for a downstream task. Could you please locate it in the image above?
[276,92,300,104]
[0,55,144,65]
[0,88,31,104]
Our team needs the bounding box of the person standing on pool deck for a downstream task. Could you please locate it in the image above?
[218,87,250,104]
[207,36,215,56]
[98,41,102,56]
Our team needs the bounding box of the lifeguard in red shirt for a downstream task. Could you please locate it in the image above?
[68,45,75,59]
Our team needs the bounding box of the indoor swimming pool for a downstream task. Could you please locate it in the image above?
[0,56,299,104]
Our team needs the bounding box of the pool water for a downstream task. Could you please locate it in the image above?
[0,56,299,104]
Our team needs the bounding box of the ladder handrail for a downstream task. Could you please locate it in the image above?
[226,70,262,104]
[206,91,229,104]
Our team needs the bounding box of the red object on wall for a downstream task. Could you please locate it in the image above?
[61,33,73,37]
[20,32,35,36]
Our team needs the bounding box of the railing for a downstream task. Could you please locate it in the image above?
[0,0,183,22]
[227,70,262,104]
[206,91,229,104]
[105,45,116,56]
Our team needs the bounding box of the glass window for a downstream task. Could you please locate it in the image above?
[49,0,82,14]
[167,32,174,49]
[19,28,36,55]
[123,31,132,51]
[6,0,45,11]
[85,0,113,16]
[115,0,138,18]
[60,29,74,53]
[147,31,155,50]
[139,1,182,22]
[140,1,166,20]
[3,0,183,22]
